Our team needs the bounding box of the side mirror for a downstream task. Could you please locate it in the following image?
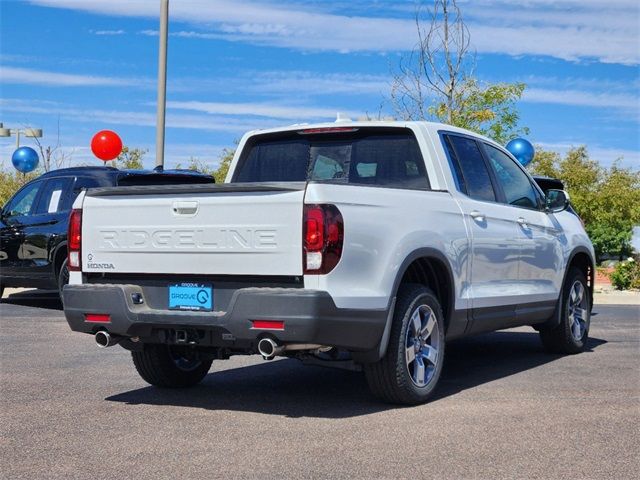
[546,189,570,213]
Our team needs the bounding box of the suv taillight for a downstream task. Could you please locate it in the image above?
[68,209,82,271]
[303,204,343,274]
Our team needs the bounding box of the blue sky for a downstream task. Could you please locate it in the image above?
[1,0,639,171]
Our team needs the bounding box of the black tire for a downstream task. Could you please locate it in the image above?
[364,284,446,405]
[539,267,591,354]
[131,344,212,388]
[57,258,69,301]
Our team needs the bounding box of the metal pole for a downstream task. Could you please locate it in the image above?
[155,0,169,169]
[15,130,20,149]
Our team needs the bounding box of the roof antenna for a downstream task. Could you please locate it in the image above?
[335,112,352,123]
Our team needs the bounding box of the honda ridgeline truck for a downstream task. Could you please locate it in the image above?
[62,121,595,405]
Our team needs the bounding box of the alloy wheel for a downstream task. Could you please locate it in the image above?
[568,280,589,341]
[405,304,441,387]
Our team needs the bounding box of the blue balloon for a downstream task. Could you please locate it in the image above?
[11,146,39,173]
[506,138,535,167]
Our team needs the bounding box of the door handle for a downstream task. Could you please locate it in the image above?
[172,201,199,216]
[517,217,529,229]
[470,210,485,222]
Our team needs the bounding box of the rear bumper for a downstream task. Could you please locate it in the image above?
[63,284,387,351]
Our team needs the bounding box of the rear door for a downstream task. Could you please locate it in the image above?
[441,133,522,332]
[20,177,73,280]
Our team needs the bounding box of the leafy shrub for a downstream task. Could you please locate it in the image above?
[609,257,640,290]
[0,170,41,207]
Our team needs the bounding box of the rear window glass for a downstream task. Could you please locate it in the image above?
[233,129,430,189]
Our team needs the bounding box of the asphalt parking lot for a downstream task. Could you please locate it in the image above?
[1,291,638,480]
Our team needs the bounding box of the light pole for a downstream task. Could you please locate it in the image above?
[0,123,43,149]
[155,0,169,170]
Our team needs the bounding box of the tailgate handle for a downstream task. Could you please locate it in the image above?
[172,201,199,216]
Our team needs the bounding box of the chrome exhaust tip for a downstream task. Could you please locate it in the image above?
[257,338,284,359]
[95,330,120,348]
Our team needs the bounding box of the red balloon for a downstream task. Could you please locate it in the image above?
[91,130,123,161]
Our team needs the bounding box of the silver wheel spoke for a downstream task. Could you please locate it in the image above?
[406,344,416,365]
[411,310,421,336]
[575,307,588,322]
[570,286,579,304]
[421,314,436,340]
[572,319,582,339]
[413,358,426,386]
[421,345,438,366]
[575,283,585,304]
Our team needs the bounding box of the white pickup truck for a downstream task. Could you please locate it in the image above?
[63,120,595,404]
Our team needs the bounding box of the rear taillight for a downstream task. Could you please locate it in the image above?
[303,204,343,274]
[68,209,82,271]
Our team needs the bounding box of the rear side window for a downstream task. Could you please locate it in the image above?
[233,129,430,190]
[443,134,496,202]
[73,176,103,192]
[35,177,72,214]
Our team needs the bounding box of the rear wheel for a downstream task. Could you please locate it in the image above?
[364,284,445,405]
[539,267,591,354]
[131,344,212,388]
[57,258,69,301]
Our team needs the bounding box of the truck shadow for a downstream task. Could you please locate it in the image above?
[106,331,606,418]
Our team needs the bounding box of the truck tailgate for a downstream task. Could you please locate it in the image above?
[81,183,305,276]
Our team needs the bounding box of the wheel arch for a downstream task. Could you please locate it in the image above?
[354,247,457,364]
[52,241,68,284]
[537,245,595,332]
[565,246,595,309]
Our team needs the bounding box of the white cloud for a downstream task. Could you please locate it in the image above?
[166,100,361,120]
[91,29,125,35]
[0,98,282,134]
[238,70,389,96]
[0,66,147,88]
[29,0,639,64]
[523,88,640,111]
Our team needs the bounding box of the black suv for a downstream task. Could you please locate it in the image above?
[0,166,214,300]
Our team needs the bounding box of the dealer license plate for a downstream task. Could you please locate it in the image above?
[168,283,213,311]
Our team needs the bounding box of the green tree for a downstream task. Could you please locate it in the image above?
[390,0,528,144]
[529,147,640,260]
[115,146,147,170]
[177,147,234,183]
[213,147,234,183]
[181,157,215,176]
[0,170,41,207]
[443,79,529,144]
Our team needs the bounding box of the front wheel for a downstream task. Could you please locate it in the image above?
[131,344,212,388]
[539,267,591,354]
[364,284,446,405]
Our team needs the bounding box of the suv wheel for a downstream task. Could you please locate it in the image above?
[364,284,445,405]
[57,258,69,301]
[131,344,212,388]
[539,267,591,354]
